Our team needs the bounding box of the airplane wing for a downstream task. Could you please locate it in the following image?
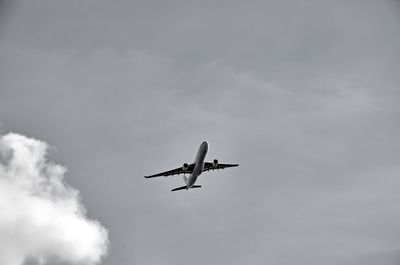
[202,162,239,173]
[144,163,195,178]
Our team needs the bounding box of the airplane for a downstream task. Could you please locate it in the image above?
[144,141,238,191]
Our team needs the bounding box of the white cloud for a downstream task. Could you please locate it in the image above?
[0,133,108,265]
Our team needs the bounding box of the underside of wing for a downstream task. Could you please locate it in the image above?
[202,162,239,173]
[144,163,195,178]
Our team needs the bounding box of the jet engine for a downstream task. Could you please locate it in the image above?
[213,159,218,167]
[182,163,189,171]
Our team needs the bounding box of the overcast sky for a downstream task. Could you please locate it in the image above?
[1,0,400,264]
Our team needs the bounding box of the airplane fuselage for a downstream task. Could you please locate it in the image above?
[186,141,208,189]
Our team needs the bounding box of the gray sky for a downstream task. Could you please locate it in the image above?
[1,0,400,264]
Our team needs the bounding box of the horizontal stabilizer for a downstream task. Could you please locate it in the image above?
[171,185,202,192]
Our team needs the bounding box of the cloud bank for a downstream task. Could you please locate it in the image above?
[0,133,108,265]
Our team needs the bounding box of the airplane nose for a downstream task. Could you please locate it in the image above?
[202,141,208,150]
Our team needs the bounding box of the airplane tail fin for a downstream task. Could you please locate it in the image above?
[171,185,201,192]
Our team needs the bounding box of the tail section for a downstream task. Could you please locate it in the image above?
[171,185,202,192]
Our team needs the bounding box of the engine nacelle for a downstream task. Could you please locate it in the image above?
[182,163,189,171]
[213,159,218,167]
